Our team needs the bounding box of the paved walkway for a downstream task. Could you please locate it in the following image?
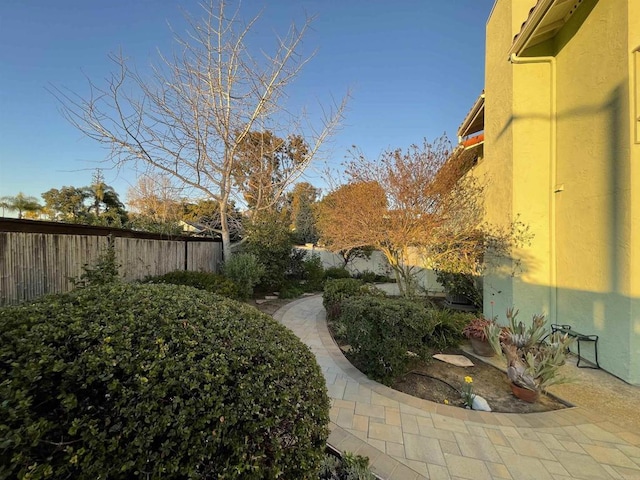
[273,295,640,480]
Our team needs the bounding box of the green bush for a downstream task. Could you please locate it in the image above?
[339,296,433,383]
[426,308,473,351]
[287,248,308,281]
[142,270,240,299]
[322,278,364,321]
[0,283,329,479]
[245,211,293,290]
[337,297,468,384]
[324,267,352,280]
[222,252,266,300]
[71,239,120,288]
[303,255,325,292]
[319,452,375,480]
[278,282,305,299]
[354,270,376,283]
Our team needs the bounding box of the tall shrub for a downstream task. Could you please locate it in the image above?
[0,284,329,479]
[222,253,266,299]
[245,210,294,290]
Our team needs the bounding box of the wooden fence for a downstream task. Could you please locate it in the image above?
[0,218,222,305]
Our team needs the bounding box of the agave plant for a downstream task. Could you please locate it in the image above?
[485,308,575,393]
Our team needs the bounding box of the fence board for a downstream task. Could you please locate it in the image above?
[0,228,221,305]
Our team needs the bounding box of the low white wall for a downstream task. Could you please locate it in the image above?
[295,246,445,294]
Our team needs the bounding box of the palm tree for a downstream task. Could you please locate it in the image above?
[0,192,42,219]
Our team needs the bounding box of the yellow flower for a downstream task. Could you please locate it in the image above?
[464,376,473,384]
[444,399,449,405]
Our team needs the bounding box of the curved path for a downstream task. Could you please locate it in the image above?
[274,295,640,480]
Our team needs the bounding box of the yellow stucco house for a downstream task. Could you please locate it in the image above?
[458,0,640,384]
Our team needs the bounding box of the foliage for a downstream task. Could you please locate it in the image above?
[353,270,395,283]
[302,255,325,292]
[86,170,128,226]
[278,282,305,299]
[142,270,240,299]
[317,137,531,299]
[462,316,501,342]
[42,186,91,222]
[339,296,436,384]
[425,308,473,351]
[0,283,330,479]
[324,267,352,280]
[322,278,365,321]
[319,452,376,480]
[354,270,376,283]
[42,175,128,226]
[222,253,266,300]
[52,0,346,260]
[287,248,308,280]
[485,308,575,393]
[435,271,482,308]
[0,192,42,219]
[289,182,320,245]
[71,239,120,288]
[245,210,294,290]
[126,214,185,235]
[233,131,309,210]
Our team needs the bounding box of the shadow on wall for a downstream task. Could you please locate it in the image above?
[485,272,638,386]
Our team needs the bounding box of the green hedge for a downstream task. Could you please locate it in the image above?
[339,296,470,384]
[0,283,329,479]
[142,270,240,299]
[323,267,351,280]
[321,279,361,322]
[322,278,387,322]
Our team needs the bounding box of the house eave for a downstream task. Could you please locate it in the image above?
[457,92,485,139]
[508,0,583,58]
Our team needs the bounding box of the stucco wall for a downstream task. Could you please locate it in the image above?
[629,0,640,384]
[553,0,632,381]
[295,246,445,294]
[482,0,516,316]
[483,0,638,383]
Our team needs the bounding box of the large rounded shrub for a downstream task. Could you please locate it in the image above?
[0,284,329,479]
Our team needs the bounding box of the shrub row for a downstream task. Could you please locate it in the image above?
[322,279,381,321]
[1,283,329,479]
[142,270,241,299]
[323,279,472,384]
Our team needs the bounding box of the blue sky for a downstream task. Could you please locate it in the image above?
[0,0,494,206]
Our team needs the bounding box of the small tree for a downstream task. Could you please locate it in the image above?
[245,210,294,290]
[317,137,521,298]
[289,182,320,244]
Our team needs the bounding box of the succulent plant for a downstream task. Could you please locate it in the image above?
[485,308,575,394]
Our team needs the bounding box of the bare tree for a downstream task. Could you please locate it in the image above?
[127,173,183,224]
[52,0,346,259]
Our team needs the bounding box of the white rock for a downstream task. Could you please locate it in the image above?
[472,395,492,412]
[432,354,475,367]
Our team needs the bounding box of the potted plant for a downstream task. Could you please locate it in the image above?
[485,308,575,402]
[462,317,501,357]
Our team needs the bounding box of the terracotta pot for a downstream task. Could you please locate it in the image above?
[470,337,495,357]
[510,383,539,403]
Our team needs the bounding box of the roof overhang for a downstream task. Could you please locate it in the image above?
[457,92,485,139]
[509,0,584,57]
